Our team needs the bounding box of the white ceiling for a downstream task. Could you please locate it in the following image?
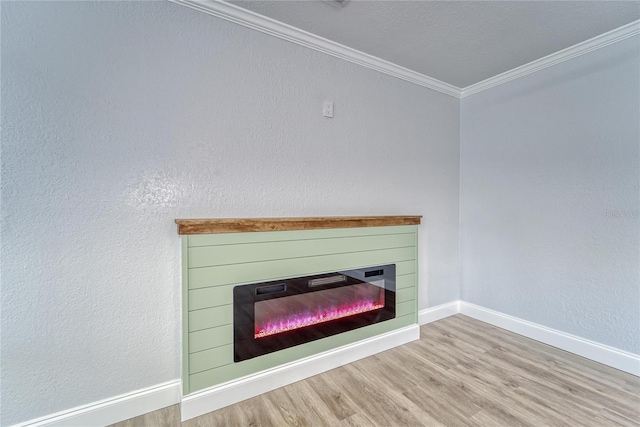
[230,1,640,88]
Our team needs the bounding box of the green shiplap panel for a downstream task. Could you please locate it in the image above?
[396,300,415,318]
[189,305,233,332]
[189,314,415,393]
[187,297,416,355]
[396,288,414,304]
[182,225,420,395]
[189,324,233,353]
[188,226,417,247]
[188,233,415,269]
[396,273,415,290]
[186,304,416,375]
[189,285,234,311]
[181,237,190,395]
[395,260,415,276]
[189,271,415,315]
[189,344,233,374]
[189,247,415,289]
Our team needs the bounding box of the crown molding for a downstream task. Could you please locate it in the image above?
[169,0,462,98]
[169,1,638,99]
[461,19,640,98]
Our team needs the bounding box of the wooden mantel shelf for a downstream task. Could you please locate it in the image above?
[175,216,422,235]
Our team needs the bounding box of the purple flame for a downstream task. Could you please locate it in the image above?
[255,299,384,338]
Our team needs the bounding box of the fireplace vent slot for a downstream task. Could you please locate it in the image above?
[365,269,384,277]
[255,284,286,295]
[308,275,347,287]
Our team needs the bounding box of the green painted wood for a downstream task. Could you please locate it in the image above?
[395,260,415,276]
[189,344,233,374]
[189,300,415,336]
[189,300,414,374]
[396,288,414,304]
[186,302,416,375]
[181,236,190,395]
[187,285,417,355]
[188,226,417,247]
[413,228,420,323]
[396,273,415,290]
[189,285,235,311]
[189,314,415,393]
[189,247,415,289]
[182,225,419,395]
[188,273,416,315]
[396,300,414,318]
[189,324,233,353]
[188,233,415,269]
[189,305,233,332]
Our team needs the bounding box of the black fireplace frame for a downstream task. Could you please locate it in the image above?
[233,264,396,362]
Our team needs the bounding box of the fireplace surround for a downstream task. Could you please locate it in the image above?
[176,216,421,420]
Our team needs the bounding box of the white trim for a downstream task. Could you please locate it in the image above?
[169,0,461,98]
[459,302,640,377]
[170,0,639,99]
[10,380,181,427]
[181,324,420,421]
[165,2,639,98]
[461,19,640,98]
[418,301,460,325]
[13,300,640,425]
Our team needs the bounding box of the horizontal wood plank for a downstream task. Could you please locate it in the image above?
[188,248,415,289]
[188,296,416,356]
[176,216,421,235]
[188,314,416,393]
[187,226,416,247]
[396,273,416,290]
[190,345,233,374]
[396,288,415,304]
[189,273,416,314]
[396,301,415,318]
[188,233,415,269]
[189,305,233,332]
[189,285,235,311]
[189,324,233,353]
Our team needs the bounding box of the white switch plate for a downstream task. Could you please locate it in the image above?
[323,101,334,118]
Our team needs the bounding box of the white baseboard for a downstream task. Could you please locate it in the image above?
[417,299,639,376]
[181,324,420,421]
[459,302,640,377]
[13,301,639,426]
[418,301,460,325]
[11,380,181,427]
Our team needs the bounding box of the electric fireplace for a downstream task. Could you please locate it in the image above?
[233,264,396,362]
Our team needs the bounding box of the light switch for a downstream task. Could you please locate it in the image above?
[323,101,334,118]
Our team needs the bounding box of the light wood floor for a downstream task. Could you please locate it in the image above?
[112,315,640,426]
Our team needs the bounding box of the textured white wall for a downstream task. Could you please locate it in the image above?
[460,36,640,354]
[0,2,460,424]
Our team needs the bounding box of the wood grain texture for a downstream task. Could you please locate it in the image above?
[175,216,422,235]
[111,315,640,427]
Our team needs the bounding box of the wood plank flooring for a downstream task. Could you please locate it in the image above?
[112,315,640,427]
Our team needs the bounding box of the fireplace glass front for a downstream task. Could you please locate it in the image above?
[233,264,396,362]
